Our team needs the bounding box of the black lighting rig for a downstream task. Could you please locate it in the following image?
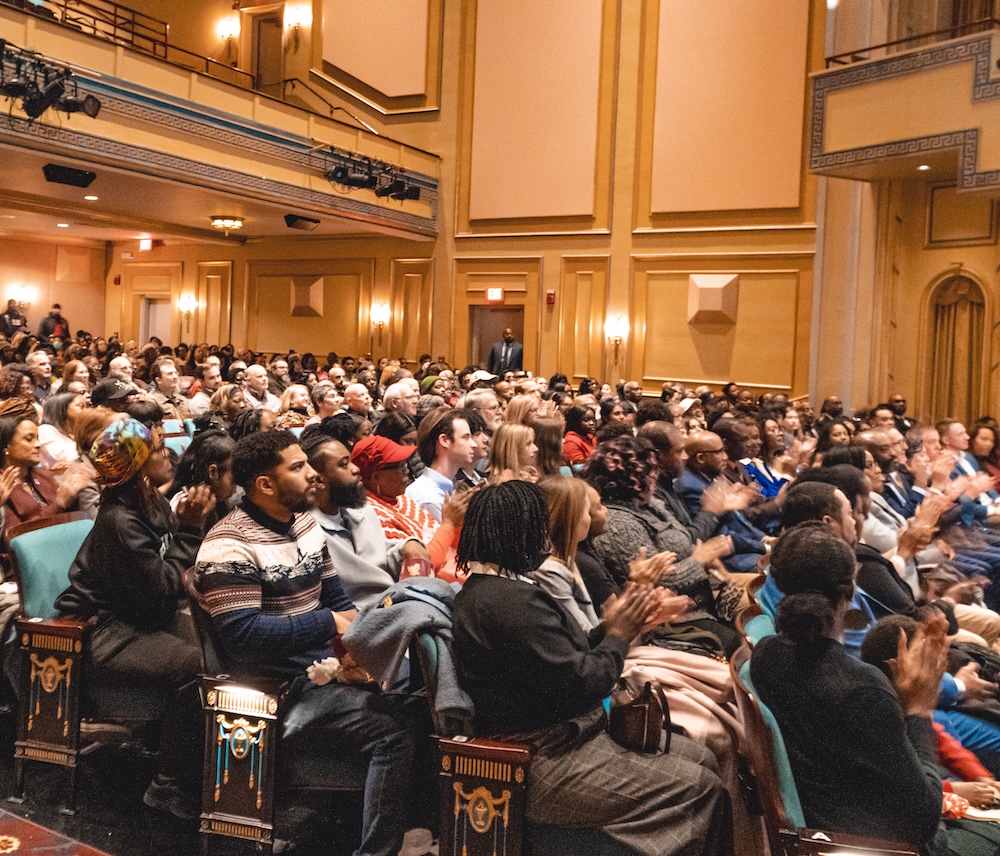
[0,39,101,122]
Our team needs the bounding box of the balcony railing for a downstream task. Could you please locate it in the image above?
[1,0,253,89]
[826,17,1000,67]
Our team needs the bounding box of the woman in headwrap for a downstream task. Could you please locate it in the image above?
[56,418,216,820]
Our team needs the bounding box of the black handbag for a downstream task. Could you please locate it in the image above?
[608,679,671,754]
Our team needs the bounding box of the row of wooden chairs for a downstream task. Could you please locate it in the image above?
[0,509,924,855]
[3,512,621,855]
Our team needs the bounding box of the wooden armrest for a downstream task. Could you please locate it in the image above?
[17,617,89,635]
[798,829,919,856]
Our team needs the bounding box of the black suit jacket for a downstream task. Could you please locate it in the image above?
[487,340,523,375]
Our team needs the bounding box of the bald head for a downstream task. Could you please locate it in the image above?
[684,430,727,477]
[343,383,372,415]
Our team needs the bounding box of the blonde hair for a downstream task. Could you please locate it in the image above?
[280,384,311,413]
[489,423,534,475]
[539,476,588,567]
[504,394,538,426]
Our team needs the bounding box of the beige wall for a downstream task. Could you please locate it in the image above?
[650,0,809,213]
[0,239,106,338]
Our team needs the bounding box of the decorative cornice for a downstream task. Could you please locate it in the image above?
[810,34,1000,189]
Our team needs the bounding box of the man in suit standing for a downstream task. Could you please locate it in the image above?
[487,328,523,376]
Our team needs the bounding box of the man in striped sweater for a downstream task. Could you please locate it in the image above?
[194,429,423,856]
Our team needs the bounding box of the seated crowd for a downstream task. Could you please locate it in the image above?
[6,318,1000,855]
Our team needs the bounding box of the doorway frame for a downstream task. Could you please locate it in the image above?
[241,2,285,92]
[120,261,183,345]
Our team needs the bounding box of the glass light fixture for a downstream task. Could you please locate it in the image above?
[210,216,244,235]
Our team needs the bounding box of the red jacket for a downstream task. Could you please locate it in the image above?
[562,431,595,464]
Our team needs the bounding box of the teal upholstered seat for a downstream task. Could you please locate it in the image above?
[9,514,93,620]
[737,659,806,828]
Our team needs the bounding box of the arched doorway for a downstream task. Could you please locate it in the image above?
[925,274,987,426]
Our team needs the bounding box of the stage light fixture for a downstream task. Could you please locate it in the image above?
[375,179,405,198]
[327,163,376,188]
[0,42,101,122]
[23,74,66,119]
[0,73,29,99]
[56,92,101,118]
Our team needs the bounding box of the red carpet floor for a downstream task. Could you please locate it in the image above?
[0,809,111,856]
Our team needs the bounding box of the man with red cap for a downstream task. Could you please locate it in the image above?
[353,435,468,576]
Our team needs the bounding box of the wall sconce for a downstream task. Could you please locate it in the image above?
[284,4,311,50]
[216,14,241,65]
[606,314,629,364]
[371,302,390,341]
[6,284,36,314]
[177,293,199,334]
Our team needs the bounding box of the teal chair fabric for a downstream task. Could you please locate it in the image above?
[744,613,776,646]
[164,435,191,455]
[10,516,93,619]
[737,659,806,829]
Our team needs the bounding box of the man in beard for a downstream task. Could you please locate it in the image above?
[302,432,431,610]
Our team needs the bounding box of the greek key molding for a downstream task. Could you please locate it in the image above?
[810,34,1000,189]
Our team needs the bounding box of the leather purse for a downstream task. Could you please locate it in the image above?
[608,679,671,754]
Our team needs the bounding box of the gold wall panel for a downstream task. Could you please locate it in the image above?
[453,258,542,375]
[558,256,609,386]
[456,0,618,234]
[632,258,810,393]
[194,262,233,347]
[389,259,435,364]
[120,262,183,345]
[247,259,374,356]
[648,0,808,214]
[634,0,822,231]
[0,239,105,341]
[926,183,997,247]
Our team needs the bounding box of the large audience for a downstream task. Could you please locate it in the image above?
[5,305,1000,855]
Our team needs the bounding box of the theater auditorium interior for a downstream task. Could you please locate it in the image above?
[1,0,1000,855]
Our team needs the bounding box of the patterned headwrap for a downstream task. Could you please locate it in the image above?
[89,418,151,487]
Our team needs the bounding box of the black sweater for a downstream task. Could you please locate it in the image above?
[453,574,628,736]
[56,495,202,631]
[750,634,942,846]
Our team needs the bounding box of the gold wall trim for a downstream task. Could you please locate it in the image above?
[455,230,613,239]
[634,225,818,235]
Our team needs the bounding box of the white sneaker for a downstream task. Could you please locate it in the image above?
[398,828,437,856]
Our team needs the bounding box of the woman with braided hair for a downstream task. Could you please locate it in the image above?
[452,480,732,856]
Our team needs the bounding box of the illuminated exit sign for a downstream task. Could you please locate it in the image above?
[486,287,504,303]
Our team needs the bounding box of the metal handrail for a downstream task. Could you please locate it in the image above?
[826,17,1000,67]
[0,0,253,88]
[281,77,379,135]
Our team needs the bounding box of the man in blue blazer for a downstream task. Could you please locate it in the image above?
[487,328,523,376]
